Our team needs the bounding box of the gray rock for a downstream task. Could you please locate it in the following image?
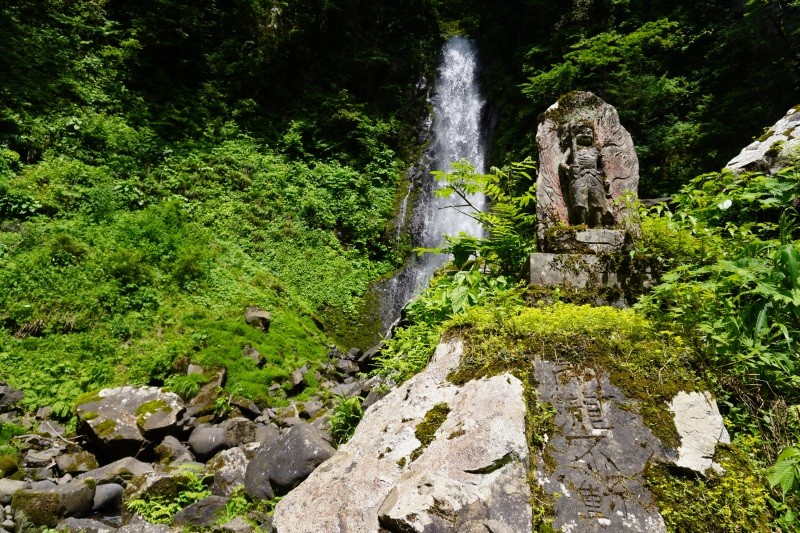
[335,358,359,375]
[172,495,228,527]
[273,339,531,532]
[245,422,334,500]
[38,420,66,438]
[244,307,272,332]
[668,391,730,475]
[56,451,99,475]
[154,435,194,466]
[78,457,154,486]
[289,369,305,390]
[0,384,22,412]
[299,401,323,420]
[242,344,265,368]
[12,478,96,529]
[534,361,667,532]
[218,516,255,532]
[116,514,176,532]
[92,482,123,512]
[206,448,248,497]
[254,424,280,446]
[187,364,204,375]
[75,387,185,461]
[726,105,800,174]
[25,447,61,468]
[56,517,117,532]
[221,417,257,447]
[0,479,29,504]
[230,397,261,419]
[187,426,227,460]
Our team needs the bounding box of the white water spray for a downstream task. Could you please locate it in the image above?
[380,36,488,330]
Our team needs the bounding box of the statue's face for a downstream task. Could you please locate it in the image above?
[574,124,594,146]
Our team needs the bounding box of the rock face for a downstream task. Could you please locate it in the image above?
[76,387,185,461]
[534,361,667,532]
[668,391,730,475]
[536,91,640,245]
[726,105,800,174]
[272,339,531,532]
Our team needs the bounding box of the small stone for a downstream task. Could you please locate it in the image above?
[244,307,272,332]
[187,364,204,375]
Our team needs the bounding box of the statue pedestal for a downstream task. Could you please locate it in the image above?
[530,229,631,306]
[529,253,621,290]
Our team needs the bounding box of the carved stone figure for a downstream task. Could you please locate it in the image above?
[560,121,614,227]
[536,92,639,248]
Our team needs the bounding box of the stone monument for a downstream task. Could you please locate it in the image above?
[531,92,640,299]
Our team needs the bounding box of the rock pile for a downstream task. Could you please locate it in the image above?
[0,336,384,532]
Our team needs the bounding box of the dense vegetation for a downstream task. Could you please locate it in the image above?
[2,0,800,528]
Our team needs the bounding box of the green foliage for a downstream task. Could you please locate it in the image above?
[375,268,523,383]
[162,374,209,401]
[430,158,537,278]
[329,396,364,446]
[636,168,800,455]
[646,447,771,532]
[126,468,211,525]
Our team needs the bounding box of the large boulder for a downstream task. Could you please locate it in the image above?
[12,478,96,528]
[76,387,185,462]
[272,339,532,532]
[726,105,800,174]
[245,422,335,500]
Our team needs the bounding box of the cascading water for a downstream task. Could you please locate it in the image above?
[380,36,488,330]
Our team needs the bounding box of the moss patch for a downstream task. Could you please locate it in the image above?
[446,303,694,448]
[12,490,61,527]
[645,446,770,532]
[410,403,450,461]
[0,454,19,478]
[94,418,118,438]
[135,399,171,426]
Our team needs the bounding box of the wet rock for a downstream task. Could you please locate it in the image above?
[78,457,154,486]
[244,307,272,332]
[12,478,96,529]
[669,391,730,475]
[172,495,228,527]
[76,387,185,461]
[187,426,227,461]
[207,448,248,497]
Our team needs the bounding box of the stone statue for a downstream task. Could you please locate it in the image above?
[536,91,639,249]
[559,121,614,227]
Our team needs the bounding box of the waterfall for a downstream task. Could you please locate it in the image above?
[380,36,488,331]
